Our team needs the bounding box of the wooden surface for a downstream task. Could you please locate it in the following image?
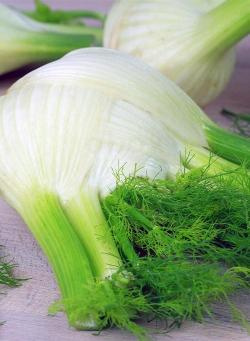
[0,1,250,341]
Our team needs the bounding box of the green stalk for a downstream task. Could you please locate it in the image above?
[14,30,98,62]
[102,198,139,264]
[18,190,97,330]
[200,0,250,55]
[0,28,100,75]
[23,0,104,44]
[36,23,103,44]
[181,145,237,172]
[26,9,105,24]
[25,0,105,24]
[204,123,250,166]
[64,191,122,279]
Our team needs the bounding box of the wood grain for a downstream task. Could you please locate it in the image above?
[0,1,250,340]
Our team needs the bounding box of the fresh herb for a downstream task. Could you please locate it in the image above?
[48,164,250,338]
[0,247,22,287]
[222,109,250,137]
[103,165,250,267]
[101,165,250,332]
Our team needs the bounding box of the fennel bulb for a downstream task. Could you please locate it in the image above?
[104,0,250,106]
[0,48,249,334]
[0,3,102,75]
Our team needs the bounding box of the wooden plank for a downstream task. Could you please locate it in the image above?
[0,1,250,340]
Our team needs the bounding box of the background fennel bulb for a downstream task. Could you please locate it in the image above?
[0,47,249,334]
[0,2,103,75]
[104,0,250,106]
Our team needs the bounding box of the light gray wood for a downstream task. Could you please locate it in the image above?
[0,1,250,340]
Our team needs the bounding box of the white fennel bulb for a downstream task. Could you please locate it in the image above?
[104,0,250,106]
[0,48,249,329]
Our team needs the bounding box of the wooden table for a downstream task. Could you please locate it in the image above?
[0,1,249,340]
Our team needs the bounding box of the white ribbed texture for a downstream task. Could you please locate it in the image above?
[0,48,209,208]
[104,0,235,106]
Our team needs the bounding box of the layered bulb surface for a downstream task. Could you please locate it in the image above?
[0,48,249,336]
[104,0,250,106]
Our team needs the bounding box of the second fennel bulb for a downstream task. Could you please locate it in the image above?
[104,0,250,106]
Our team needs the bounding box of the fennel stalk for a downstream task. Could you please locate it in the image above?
[0,2,103,75]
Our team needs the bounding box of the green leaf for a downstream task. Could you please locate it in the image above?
[102,164,250,327]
